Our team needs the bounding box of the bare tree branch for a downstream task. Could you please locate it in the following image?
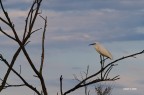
[0,17,9,25]
[60,75,63,95]
[0,0,48,95]
[0,27,16,41]
[31,28,42,35]
[0,0,20,41]
[0,54,41,95]
[4,84,25,89]
[39,16,47,74]
[0,47,21,92]
[23,0,36,40]
[61,50,144,95]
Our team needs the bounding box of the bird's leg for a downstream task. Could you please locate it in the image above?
[102,57,108,63]
[102,56,105,79]
[103,57,109,61]
[102,56,105,68]
[100,55,103,80]
[100,55,103,64]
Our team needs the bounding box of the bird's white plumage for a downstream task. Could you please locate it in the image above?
[90,42,113,59]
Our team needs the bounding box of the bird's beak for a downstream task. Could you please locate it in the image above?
[89,43,96,46]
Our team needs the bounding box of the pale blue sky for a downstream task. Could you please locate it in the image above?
[0,0,144,95]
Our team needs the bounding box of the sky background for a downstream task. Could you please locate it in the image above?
[0,0,144,95]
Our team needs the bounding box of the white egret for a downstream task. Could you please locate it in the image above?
[89,42,113,60]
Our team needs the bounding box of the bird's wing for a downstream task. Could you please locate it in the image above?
[97,44,113,59]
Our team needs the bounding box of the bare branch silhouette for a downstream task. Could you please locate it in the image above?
[0,54,41,95]
[0,0,48,94]
[39,16,47,74]
[60,50,144,95]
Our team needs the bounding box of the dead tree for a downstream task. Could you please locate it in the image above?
[0,0,48,95]
[60,50,144,95]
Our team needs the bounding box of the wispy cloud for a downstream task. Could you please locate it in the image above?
[1,0,144,47]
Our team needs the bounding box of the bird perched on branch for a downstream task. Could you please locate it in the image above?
[89,42,113,60]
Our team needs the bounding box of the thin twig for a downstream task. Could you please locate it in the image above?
[4,84,25,89]
[0,17,9,25]
[23,0,36,40]
[31,28,42,35]
[0,27,16,41]
[39,16,47,74]
[60,75,63,95]
[19,65,21,74]
[0,0,20,41]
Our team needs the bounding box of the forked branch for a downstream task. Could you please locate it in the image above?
[60,50,144,95]
[0,0,48,95]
